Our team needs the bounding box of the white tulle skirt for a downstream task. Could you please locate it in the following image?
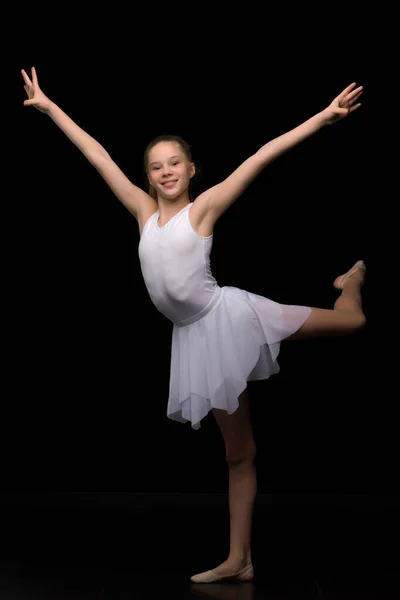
[167,286,311,430]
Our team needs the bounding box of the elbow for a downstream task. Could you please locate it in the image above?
[87,146,112,166]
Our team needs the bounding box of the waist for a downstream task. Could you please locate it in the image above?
[174,287,223,327]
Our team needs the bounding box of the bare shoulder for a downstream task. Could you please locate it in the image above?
[190,187,219,238]
[138,196,159,237]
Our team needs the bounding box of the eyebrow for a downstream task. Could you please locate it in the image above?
[149,155,181,166]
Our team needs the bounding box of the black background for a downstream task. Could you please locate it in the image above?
[6,26,391,496]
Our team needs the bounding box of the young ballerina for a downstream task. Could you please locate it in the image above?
[21,67,366,583]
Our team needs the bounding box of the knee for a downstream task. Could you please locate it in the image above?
[353,312,367,332]
[226,441,257,469]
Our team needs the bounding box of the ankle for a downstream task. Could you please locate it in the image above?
[227,553,252,568]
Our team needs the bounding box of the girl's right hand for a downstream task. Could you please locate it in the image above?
[21,67,52,114]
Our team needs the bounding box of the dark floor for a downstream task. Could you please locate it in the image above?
[0,493,399,599]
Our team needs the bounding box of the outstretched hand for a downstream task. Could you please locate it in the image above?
[323,82,363,125]
[21,66,52,113]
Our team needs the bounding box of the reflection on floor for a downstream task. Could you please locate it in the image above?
[0,493,399,599]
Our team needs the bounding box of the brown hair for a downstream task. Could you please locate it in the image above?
[143,134,197,200]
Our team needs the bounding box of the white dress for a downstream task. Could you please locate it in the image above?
[138,202,311,429]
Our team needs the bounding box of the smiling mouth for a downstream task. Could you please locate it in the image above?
[162,180,177,187]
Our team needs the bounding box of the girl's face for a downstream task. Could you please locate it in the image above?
[147,142,195,200]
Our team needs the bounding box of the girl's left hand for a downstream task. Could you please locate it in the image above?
[323,82,363,125]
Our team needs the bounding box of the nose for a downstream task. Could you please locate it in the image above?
[162,165,173,177]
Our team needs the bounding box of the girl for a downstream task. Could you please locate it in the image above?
[21,67,366,583]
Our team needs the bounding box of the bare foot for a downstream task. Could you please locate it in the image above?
[334,260,366,290]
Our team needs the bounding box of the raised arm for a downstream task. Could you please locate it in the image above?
[21,66,153,221]
[197,83,363,223]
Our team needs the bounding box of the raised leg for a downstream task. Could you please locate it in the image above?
[287,260,366,340]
